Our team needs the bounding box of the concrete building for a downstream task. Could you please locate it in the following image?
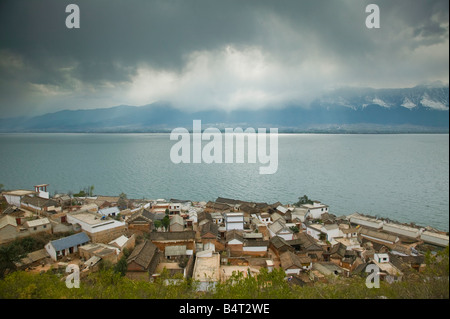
[223,212,244,231]
[66,212,127,243]
[348,213,383,230]
[382,222,421,239]
[420,231,449,247]
[193,251,221,292]
[359,227,399,245]
[301,201,329,219]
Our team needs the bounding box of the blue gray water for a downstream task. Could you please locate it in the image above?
[0,133,448,231]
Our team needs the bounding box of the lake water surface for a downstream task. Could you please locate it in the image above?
[0,133,448,231]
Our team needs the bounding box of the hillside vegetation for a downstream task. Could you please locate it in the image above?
[0,247,447,299]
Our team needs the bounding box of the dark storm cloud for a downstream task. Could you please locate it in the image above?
[0,0,448,117]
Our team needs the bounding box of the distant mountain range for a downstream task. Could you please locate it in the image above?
[0,84,448,133]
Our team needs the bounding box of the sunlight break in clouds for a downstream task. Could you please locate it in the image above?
[127,45,340,111]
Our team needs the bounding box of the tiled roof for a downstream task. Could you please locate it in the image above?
[280,251,303,269]
[201,221,219,237]
[50,232,90,252]
[360,227,398,243]
[149,231,196,241]
[170,214,184,226]
[21,196,58,208]
[25,218,50,228]
[226,229,245,243]
[0,215,17,229]
[270,236,291,250]
[127,240,158,269]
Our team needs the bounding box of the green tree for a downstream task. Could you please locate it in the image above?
[295,195,313,207]
[153,220,162,231]
[289,226,299,233]
[118,192,128,210]
[161,215,170,231]
[73,190,86,197]
[114,256,128,277]
[0,245,26,278]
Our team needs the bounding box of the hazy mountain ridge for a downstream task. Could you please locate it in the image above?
[0,85,448,133]
[317,85,449,111]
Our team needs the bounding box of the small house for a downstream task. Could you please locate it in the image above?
[301,201,329,220]
[170,214,185,232]
[269,236,294,257]
[223,212,244,231]
[127,209,154,233]
[268,219,294,241]
[45,232,90,261]
[226,230,245,252]
[280,251,311,275]
[0,215,18,244]
[24,218,52,235]
[126,240,160,280]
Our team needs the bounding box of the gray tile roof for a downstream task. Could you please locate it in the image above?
[149,231,196,241]
[50,232,90,252]
[127,240,158,270]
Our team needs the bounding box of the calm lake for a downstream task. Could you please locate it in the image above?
[0,133,448,231]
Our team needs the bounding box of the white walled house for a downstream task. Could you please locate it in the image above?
[3,190,36,207]
[306,223,343,243]
[268,220,294,241]
[291,208,308,223]
[224,212,244,231]
[243,240,269,256]
[301,201,329,220]
[374,253,390,263]
[322,224,343,241]
[45,232,90,261]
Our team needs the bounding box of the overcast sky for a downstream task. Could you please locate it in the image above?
[0,0,448,117]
